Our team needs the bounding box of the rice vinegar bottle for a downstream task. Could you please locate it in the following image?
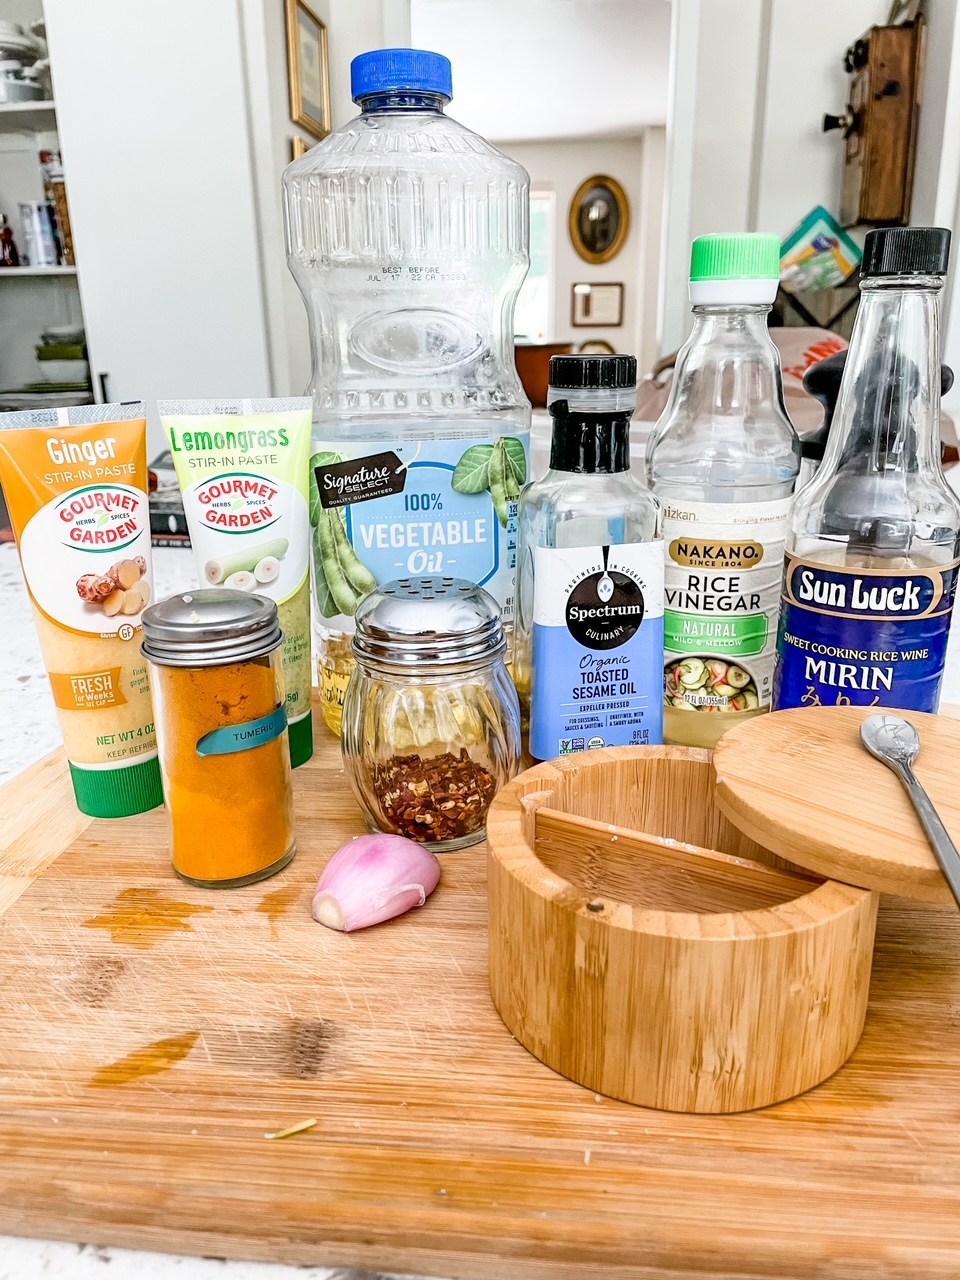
[773,227,960,712]
[645,234,800,748]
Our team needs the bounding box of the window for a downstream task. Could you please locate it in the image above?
[514,190,555,342]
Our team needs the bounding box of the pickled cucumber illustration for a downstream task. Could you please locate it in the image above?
[664,655,759,712]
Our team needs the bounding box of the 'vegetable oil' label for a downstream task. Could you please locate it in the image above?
[662,498,791,715]
[773,553,959,712]
[309,432,529,625]
[530,542,664,759]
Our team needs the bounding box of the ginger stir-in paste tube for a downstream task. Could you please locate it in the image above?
[157,398,314,766]
[0,403,162,816]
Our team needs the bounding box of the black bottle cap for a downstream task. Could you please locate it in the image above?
[548,353,637,390]
[861,227,951,278]
[549,416,630,473]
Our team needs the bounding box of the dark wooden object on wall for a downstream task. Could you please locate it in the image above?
[823,21,924,226]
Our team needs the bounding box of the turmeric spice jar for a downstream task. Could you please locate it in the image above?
[142,589,296,887]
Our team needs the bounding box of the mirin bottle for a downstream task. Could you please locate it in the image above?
[515,355,663,760]
[774,227,960,712]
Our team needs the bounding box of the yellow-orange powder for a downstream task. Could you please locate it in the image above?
[150,652,296,885]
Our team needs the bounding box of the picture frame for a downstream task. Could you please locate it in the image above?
[569,175,630,265]
[571,282,624,328]
[286,0,331,140]
[291,135,313,161]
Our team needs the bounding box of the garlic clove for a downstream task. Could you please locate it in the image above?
[311,833,441,932]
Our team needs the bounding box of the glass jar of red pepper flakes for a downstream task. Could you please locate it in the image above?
[341,576,521,852]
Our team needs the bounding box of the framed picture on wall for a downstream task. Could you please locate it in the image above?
[286,0,332,140]
[291,135,313,161]
[569,175,630,264]
[572,282,624,327]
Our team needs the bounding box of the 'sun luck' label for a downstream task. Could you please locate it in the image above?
[530,542,664,759]
[773,553,960,712]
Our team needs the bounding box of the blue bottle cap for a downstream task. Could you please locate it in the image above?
[350,48,453,103]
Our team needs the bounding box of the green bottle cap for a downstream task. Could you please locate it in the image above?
[689,233,781,281]
[69,756,164,818]
[287,710,314,768]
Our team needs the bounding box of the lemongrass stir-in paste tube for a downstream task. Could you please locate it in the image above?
[0,403,163,816]
[158,398,314,766]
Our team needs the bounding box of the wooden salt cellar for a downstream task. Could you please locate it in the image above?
[486,746,878,1114]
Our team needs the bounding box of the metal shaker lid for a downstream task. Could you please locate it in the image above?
[352,576,505,670]
[141,588,282,667]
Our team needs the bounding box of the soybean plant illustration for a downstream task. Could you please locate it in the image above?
[308,452,377,618]
[451,436,526,527]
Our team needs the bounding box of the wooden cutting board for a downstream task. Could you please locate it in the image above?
[4,699,960,1278]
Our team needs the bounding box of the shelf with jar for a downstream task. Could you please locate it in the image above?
[0,263,75,276]
[0,16,89,408]
[0,101,57,133]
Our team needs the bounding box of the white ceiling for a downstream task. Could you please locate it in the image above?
[409,0,673,142]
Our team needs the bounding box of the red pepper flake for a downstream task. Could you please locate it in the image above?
[371,749,496,843]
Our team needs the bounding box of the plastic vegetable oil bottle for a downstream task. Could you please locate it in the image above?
[515,355,663,760]
[774,227,960,713]
[282,48,530,735]
[645,234,800,748]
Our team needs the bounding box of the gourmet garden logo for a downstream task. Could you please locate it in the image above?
[56,484,144,551]
[195,472,281,534]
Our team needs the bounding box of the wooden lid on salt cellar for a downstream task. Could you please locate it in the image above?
[713,704,960,905]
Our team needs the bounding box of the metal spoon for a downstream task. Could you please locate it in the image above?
[860,713,960,908]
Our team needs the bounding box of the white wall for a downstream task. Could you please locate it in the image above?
[43,0,274,457]
[752,0,888,236]
[911,0,960,229]
[241,0,410,402]
[35,0,411,455]
[410,0,671,142]
[661,0,888,354]
[498,133,665,371]
[637,126,667,376]
[910,0,960,413]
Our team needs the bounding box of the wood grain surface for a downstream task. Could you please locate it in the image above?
[714,705,960,904]
[3,706,960,1276]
